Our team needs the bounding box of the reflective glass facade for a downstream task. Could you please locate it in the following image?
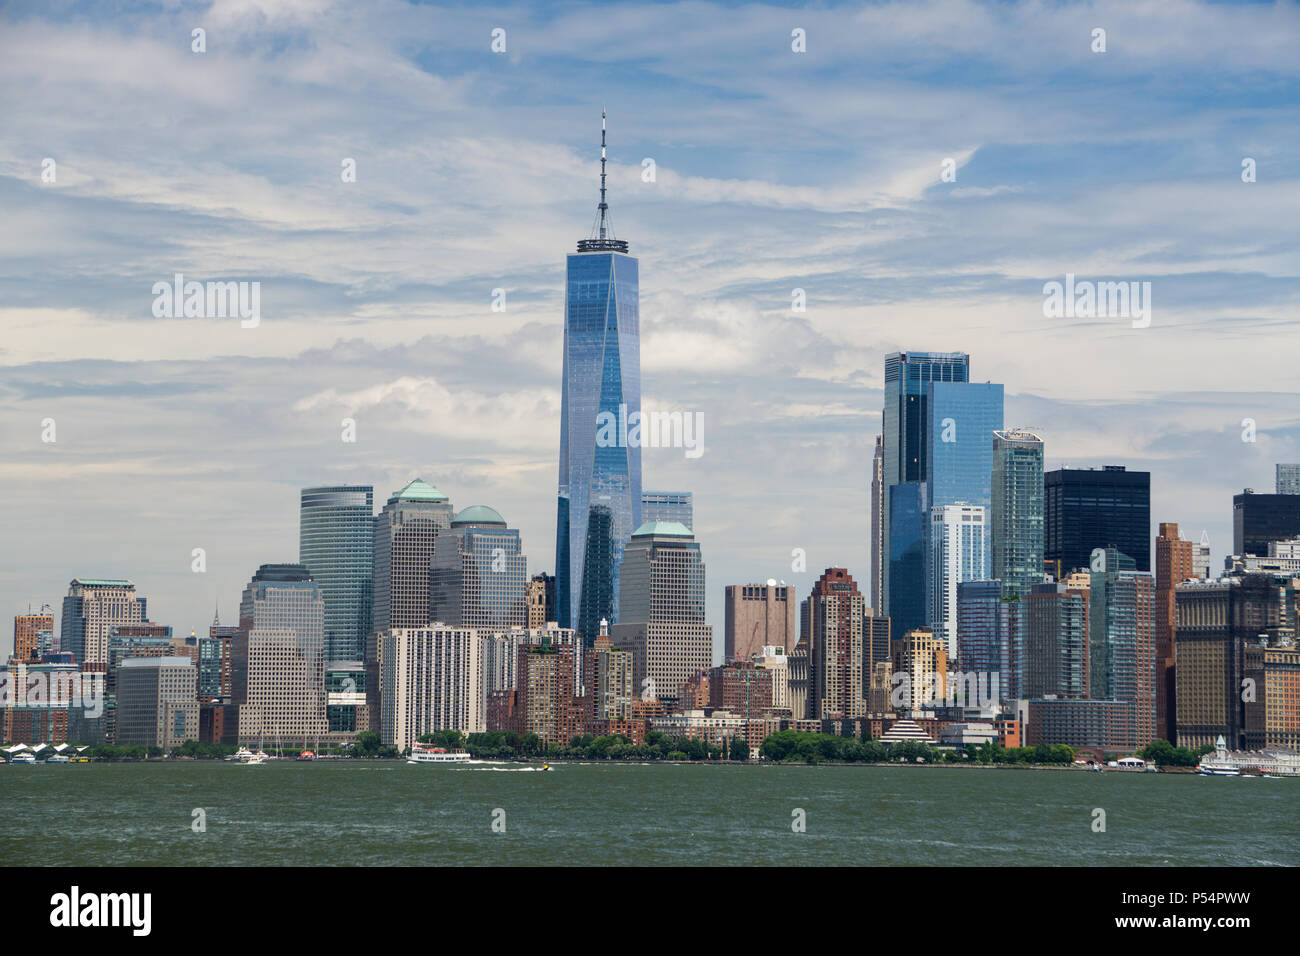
[990,430,1045,599]
[556,251,642,640]
[641,490,693,530]
[888,481,928,638]
[299,486,373,664]
[880,352,969,616]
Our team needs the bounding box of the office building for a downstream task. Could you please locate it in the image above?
[61,579,146,667]
[870,435,884,611]
[232,564,327,747]
[1175,574,1293,750]
[888,480,929,638]
[115,656,198,749]
[990,428,1045,598]
[556,114,643,641]
[1232,489,1300,557]
[641,491,693,530]
[928,503,987,658]
[299,485,373,663]
[1044,466,1151,574]
[610,522,712,707]
[429,506,528,630]
[880,351,970,617]
[1155,523,1194,742]
[724,582,797,660]
[370,478,454,727]
[925,380,1004,563]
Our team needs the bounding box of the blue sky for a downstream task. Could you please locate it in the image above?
[1,0,1298,655]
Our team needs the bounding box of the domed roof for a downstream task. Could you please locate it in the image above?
[452,505,506,527]
[632,520,693,538]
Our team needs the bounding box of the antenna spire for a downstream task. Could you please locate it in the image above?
[578,108,628,253]
[599,107,608,239]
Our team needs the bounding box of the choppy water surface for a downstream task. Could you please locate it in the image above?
[3,761,1295,866]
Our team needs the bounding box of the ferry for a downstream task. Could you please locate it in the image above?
[46,754,71,764]
[407,743,471,764]
[10,752,36,765]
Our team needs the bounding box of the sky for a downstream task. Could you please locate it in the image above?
[1,0,1298,658]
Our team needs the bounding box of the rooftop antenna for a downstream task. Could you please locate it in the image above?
[599,107,608,239]
[578,108,628,253]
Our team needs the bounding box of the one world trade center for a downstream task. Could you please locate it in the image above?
[555,111,642,644]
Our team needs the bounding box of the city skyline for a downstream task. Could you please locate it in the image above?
[3,0,1300,656]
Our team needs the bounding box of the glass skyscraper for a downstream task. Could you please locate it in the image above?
[926,381,1003,561]
[888,480,928,637]
[880,352,970,619]
[990,429,1045,599]
[1044,466,1151,574]
[299,485,373,664]
[928,503,987,658]
[556,114,642,642]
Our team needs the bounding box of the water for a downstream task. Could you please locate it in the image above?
[3,761,1295,866]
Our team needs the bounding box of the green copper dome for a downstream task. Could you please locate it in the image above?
[390,478,448,502]
[452,505,506,526]
[631,520,693,538]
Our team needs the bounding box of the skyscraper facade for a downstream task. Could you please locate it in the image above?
[641,491,692,530]
[723,582,797,660]
[925,381,1004,555]
[870,434,884,611]
[1232,489,1300,556]
[526,573,556,627]
[233,564,327,746]
[371,479,454,635]
[805,568,867,720]
[927,503,987,657]
[1155,522,1193,742]
[381,625,487,750]
[1044,466,1151,574]
[556,114,642,642]
[1174,574,1291,750]
[115,656,198,749]
[610,522,711,705]
[13,612,53,663]
[990,429,1045,599]
[1088,547,1157,749]
[888,480,928,637]
[61,579,146,667]
[1276,463,1300,495]
[429,506,528,630]
[880,351,970,617]
[369,478,453,725]
[299,485,374,664]
[1021,583,1087,700]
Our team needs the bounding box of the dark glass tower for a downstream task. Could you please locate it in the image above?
[1044,466,1151,574]
[556,112,642,642]
[1232,490,1300,556]
[880,352,969,619]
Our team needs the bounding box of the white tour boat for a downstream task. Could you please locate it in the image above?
[407,743,471,764]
